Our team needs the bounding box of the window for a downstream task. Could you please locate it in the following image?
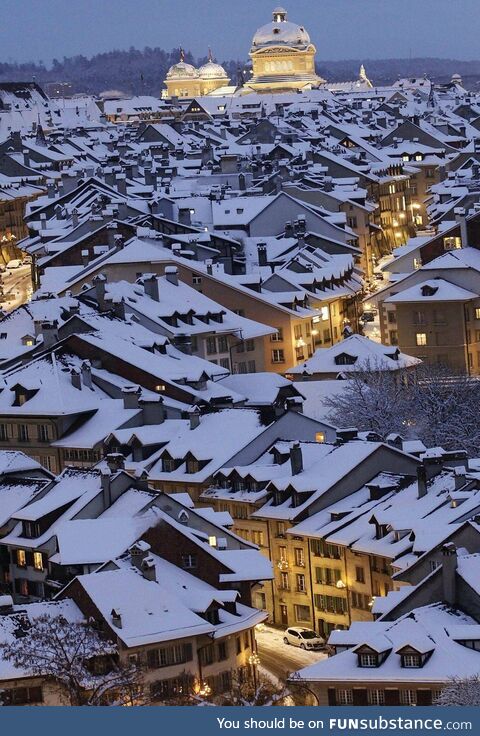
[206,337,217,355]
[16,549,26,568]
[217,336,228,353]
[351,592,371,610]
[355,566,365,583]
[181,554,197,569]
[368,689,385,705]
[315,567,341,586]
[18,425,29,442]
[236,637,242,654]
[218,641,228,661]
[359,653,378,667]
[147,643,193,669]
[245,339,255,351]
[443,236,461,251]
[2,686,43,705]
[315,432,325,443]
[296,574,306,592]
[314,594,346,614]
[400,690,417,705]
[0,424,8,441]
[251,530,264,546]
[220,357,230,370]
[33,552,43,571]
[247,360,256,373]
[294,604,311,622]
[413,310,426,325]
[402,654,421,668]
[337,689,353,705]
[271,329,283,342]
[416,332,427,346]
[192,276,202,286]
[294,548,305,567]
[280,572,289,590]
[277,522,286,537]
[476,308,480,320]
[271,349,285,363]
[256,592,267,610]
[38,424,49,442]
[279,546,287,561]
[294,325,302,340]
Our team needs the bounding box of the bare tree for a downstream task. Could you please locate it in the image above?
[435,676,480,706]
[0,614,143,706]
[210,670,290,706]
[325,360,480,456]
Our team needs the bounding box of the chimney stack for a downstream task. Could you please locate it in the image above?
[290,441,303,476]
[417,465,427,499]
[141,556,157,582]
[111,609,122,628]
[441,543,457,606]
[106,453,125,474]
[189,406,201,430]
[129,541,151,570]
[81,360,92,389]
[143,274,160,301]
[455,207,469,248]
[165,266,179,286]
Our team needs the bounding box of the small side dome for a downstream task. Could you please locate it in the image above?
[198,50,229,80]
[166,49,199,80]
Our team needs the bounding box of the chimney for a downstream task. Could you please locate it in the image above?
[141,556,157,582]
[106,453,125,474]
[41,320,58,349]
[417,465,427,499]
[441,543,457,606]
[189,406,201,430]
[115,173,127,195]
[93,273,107,308]
[139,396,165,424]
[284,221,293,238]
[71,208,79,227]
[111,609,122,628]
[165,266,178,286]
[143,274,160,301]
[107,221,118,248]
[129,541,151,569]
[290,441,303,475]
[122,385,141,409]
[455,207,469,248]
[46,180,56,199]
[23,149,30,167]
[39,213,47,230]
[101,470,112,508]
[257,242,268,267]
[454,465,467,490]
[70,367,82,390]
[81,360,92,389]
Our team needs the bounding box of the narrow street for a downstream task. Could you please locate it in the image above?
[255,625,328,682]
[0,264,32,311]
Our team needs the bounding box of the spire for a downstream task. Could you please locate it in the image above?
[359,63,373,89]
[208,47,213,62]
[179,47,185,63]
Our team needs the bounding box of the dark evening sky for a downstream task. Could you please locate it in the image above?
[3,0,479,64]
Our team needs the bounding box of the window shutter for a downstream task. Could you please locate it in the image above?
[353,688,368,706]
[327,687,336,705]
[417,689,432,706]
[25,551,34,567]
[183,643,193,662]
[385,689,400,705]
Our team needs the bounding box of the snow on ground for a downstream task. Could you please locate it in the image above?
[255,624,328,668]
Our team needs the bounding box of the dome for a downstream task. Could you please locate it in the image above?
[166,61,199,80]
[252,8,311,50]
[198,60,228,80]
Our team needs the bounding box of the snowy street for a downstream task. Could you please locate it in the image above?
[0,264,32,312]
[255,625,328,682]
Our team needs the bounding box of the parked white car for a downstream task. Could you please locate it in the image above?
[6,259,21,269]
[283,627,325,650]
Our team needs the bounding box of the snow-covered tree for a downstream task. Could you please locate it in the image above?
[325,361,480,455]
[435,676,480,706]
[0,614,143,706]
[210,670,289,706]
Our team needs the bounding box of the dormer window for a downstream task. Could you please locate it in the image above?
[402,654,421,668]
[359,653,378,667]
[186,458,200,474]
[334,353,357,366]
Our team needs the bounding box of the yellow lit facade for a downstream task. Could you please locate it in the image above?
[247,7,325,93]
[163,49,230,99]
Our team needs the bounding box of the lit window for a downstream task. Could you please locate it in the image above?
[33,552,43,571]
[315,432,325,443]
[208,536,217,547]
[416,333,427,346]
[155,384,166,392]
[16,549,26,567]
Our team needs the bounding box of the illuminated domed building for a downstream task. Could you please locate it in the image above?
[163,49,230,99]
[247,7,325,92]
